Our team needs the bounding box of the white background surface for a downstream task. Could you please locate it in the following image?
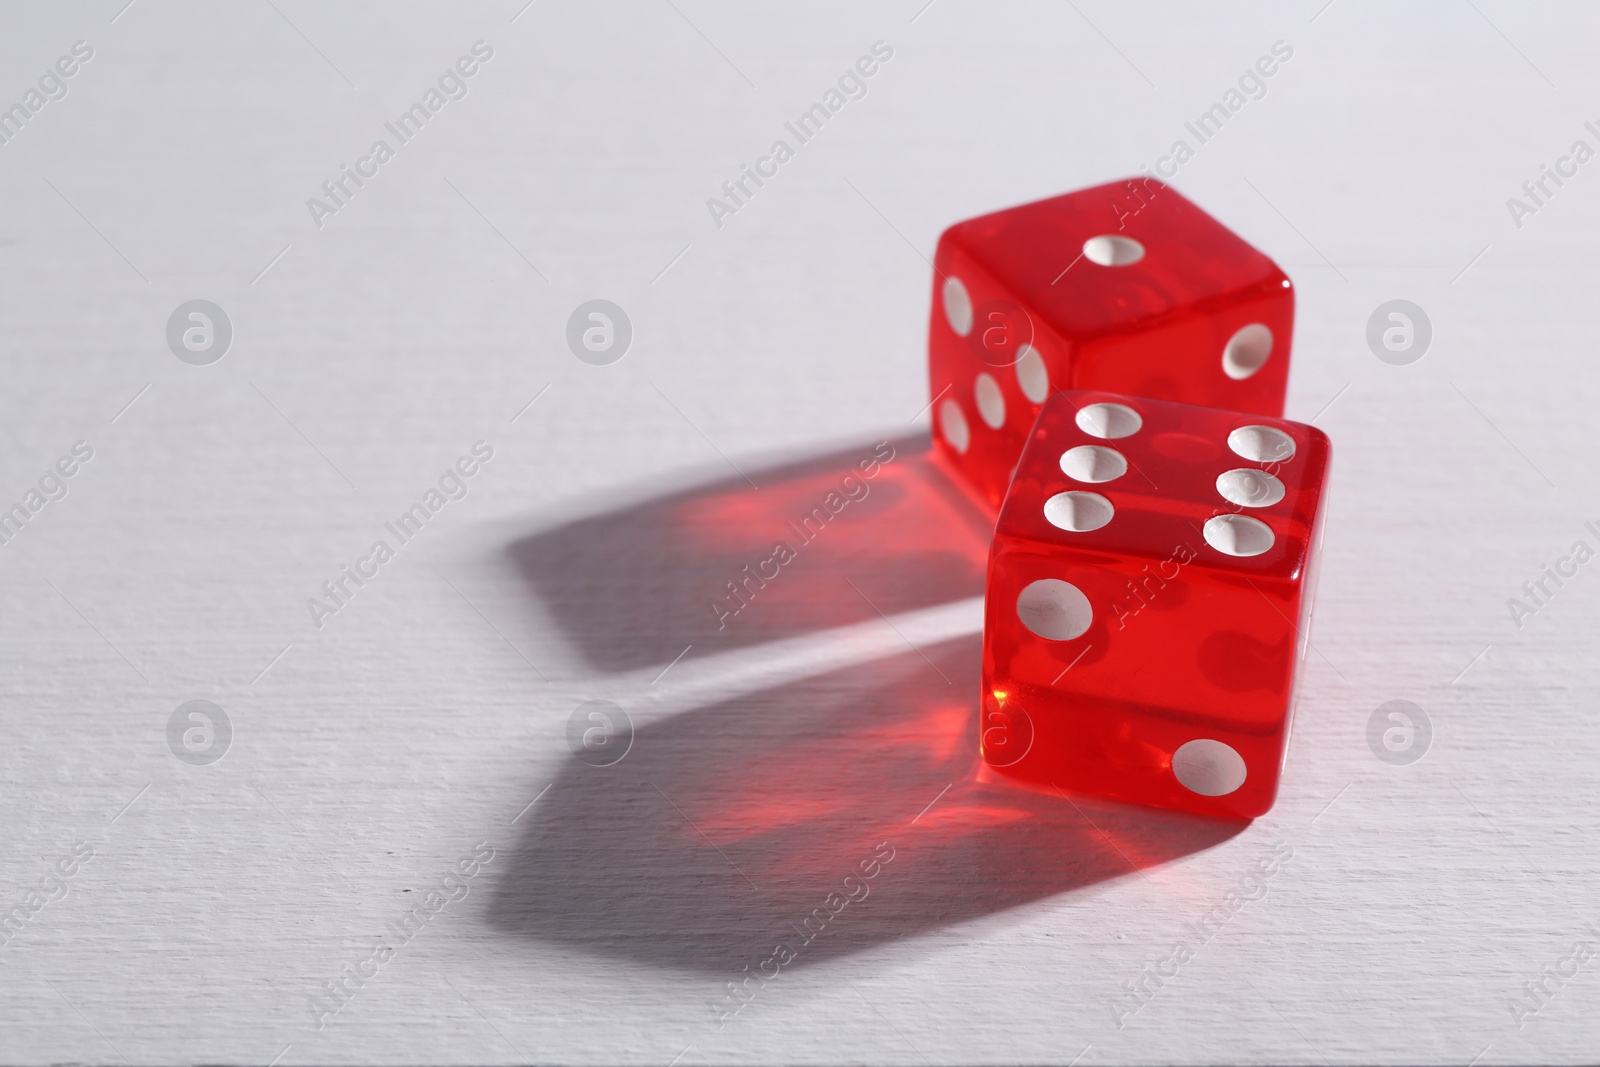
[1,1,1598,1064]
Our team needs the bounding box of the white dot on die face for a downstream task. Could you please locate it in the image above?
[1227,425,1296,464]
[939,398,970,454]
[1216,468,1286,508]
[1082,234,1146,267]
[974,373,1006,429]
[1015,344,1049,404]
[1015,578,1093,640]
[1043,491,1114,533]
[1059,445,1127,483]
[1222,323,1273,380]
[1075,402,1142,439]
[1203,514,1275,557]
[1172,739,1247,796]
[943,276,973,336]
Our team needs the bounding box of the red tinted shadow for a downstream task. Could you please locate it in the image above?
[487,637,1244,973]
[508,436,994,674]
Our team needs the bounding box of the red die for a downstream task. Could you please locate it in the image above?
[979,390,1330,819]
[929,177,1294,510]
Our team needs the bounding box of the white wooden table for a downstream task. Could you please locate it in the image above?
[1,1,1596,1063]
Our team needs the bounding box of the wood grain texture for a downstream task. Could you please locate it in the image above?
[0,1,1596,1063]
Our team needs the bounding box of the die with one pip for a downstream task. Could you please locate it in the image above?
[929,177,1294,510]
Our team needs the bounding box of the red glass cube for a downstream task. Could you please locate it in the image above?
[979,389,1330,819]
[929,177,1294,509]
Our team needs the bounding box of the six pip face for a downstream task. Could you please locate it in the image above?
[980,390,1331,820]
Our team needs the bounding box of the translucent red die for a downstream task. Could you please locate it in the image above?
[929,177,1295,509]
[979,389,1330,819]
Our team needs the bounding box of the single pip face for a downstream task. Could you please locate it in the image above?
[929,177,1295,509]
